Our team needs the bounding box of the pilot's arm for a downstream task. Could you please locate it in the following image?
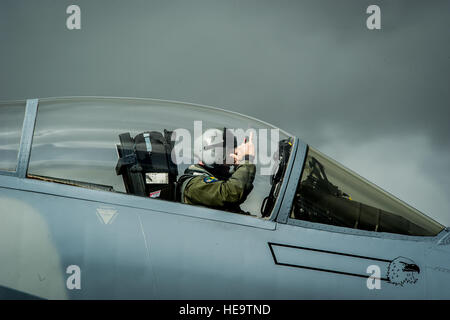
[183,161,256,207]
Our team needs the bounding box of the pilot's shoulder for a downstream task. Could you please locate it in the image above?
[184,164,210,175]
[186,164,201,171]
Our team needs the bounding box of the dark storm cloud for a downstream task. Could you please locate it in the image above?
[0,0,448,223]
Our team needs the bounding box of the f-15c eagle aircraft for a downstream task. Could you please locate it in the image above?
[0,97,449,299]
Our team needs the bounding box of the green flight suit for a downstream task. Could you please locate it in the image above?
[180,161,256,213]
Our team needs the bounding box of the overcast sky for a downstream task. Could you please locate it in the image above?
[1,0,449,225]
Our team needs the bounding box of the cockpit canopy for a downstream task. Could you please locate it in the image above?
[25,97,291,215]
[0,97,445,236]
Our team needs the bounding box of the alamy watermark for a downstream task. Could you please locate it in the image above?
[170,121,280,176]
[66,265,81,290]
[65,5,381,31]
[366,265,381,290]
[366,5,381,30]
[66,5,81,30]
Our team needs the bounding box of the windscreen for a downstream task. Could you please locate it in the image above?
[290,146,444,236]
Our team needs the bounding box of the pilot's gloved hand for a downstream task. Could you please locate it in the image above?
[230,132,255,164]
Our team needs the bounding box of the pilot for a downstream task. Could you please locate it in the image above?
[177,128,256,214]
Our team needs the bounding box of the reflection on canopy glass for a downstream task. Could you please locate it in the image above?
[0,101,25,171]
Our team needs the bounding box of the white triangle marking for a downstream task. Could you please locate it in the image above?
[96,207,118,225]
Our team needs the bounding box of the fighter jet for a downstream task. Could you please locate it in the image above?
[0,97,449,299]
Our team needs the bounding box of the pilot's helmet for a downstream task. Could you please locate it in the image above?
[193,128,237,177]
